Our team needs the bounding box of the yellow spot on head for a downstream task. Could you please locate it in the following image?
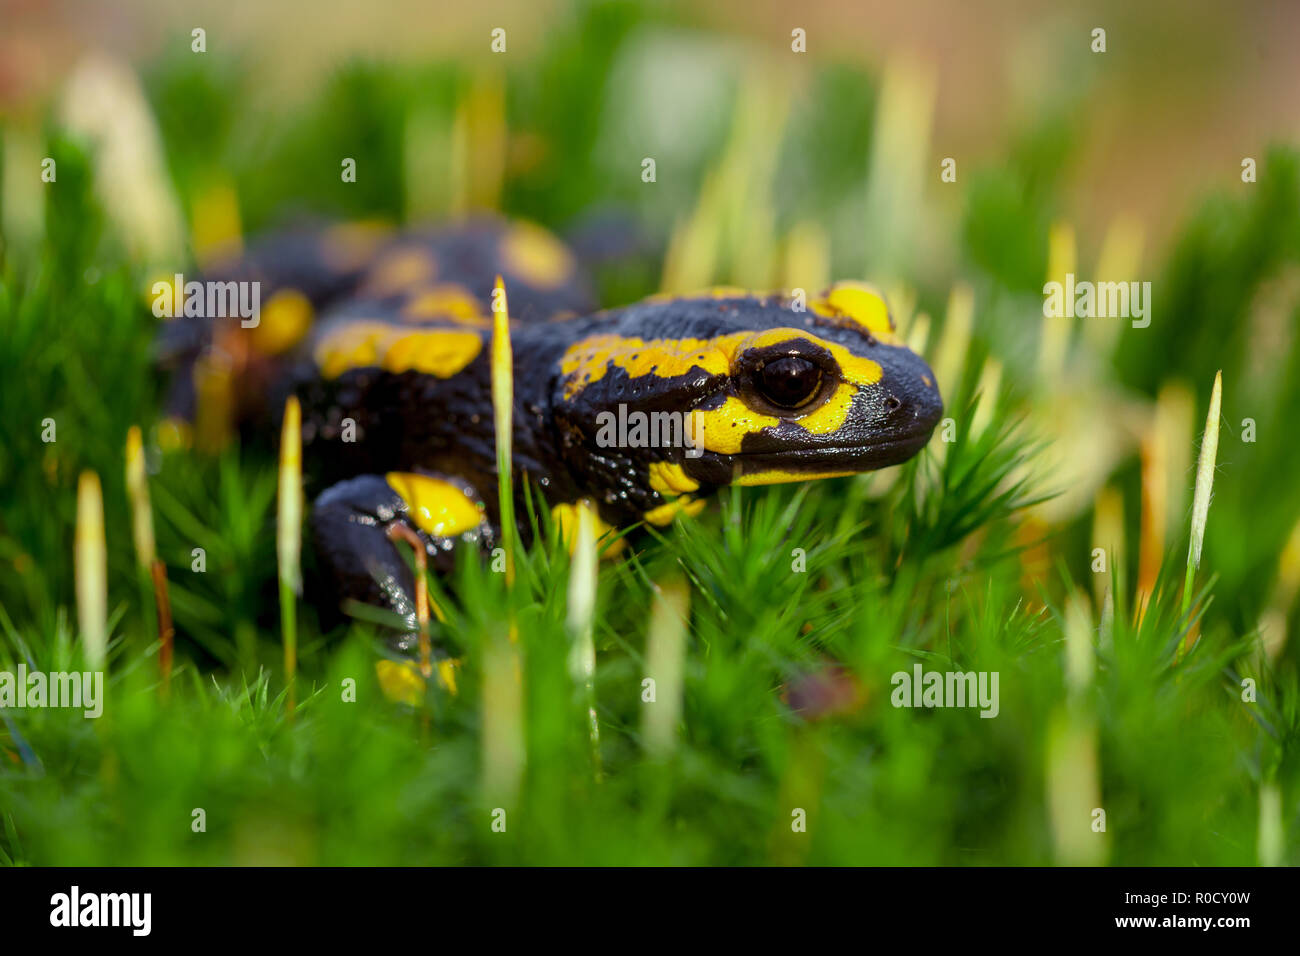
[559,333,742,399]
[251,288,313,355]
[501,222,575,290]
[386,472,484,537]
[811,282,899,343]
[560,324,884,451]
[784,382,855,438]
[560,326,881,401]
[694,397,780,454]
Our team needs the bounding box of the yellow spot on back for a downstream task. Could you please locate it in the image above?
[250,288,313,355]
[383,329,483,377]
[401,283,488,323]
[362,248,438,297]
[315,322,483,379]
[501,222,574,289]
[321,221,394,272]
[386,472,484,537]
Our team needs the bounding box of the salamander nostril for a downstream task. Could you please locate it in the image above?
[885,395,902,412]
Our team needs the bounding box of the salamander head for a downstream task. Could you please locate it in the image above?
[552,283,943,520]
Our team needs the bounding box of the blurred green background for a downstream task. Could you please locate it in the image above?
[0,0,1298,865]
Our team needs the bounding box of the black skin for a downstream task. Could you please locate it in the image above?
[156,216,596,434]
[158,221,943,650]
[298,294,942,647]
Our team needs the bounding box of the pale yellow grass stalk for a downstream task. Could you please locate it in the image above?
[278,396,303,715]
[76,472,108,672]
[566,501,601,778]
[642,575,689,759]
[126,426,173,689]
[1179,372,1222,658]
[1039,221,1076,383]
[1047,592,1106,865]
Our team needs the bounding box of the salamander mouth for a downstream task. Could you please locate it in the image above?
[733,429,935,475]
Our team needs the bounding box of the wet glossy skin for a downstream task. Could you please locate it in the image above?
[157,220,943,639]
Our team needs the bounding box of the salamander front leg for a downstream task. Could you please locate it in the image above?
[308,472,491,654]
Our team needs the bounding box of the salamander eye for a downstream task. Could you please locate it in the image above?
[755,355,823,409]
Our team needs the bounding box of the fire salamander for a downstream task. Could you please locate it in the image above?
[157,217,943,645]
